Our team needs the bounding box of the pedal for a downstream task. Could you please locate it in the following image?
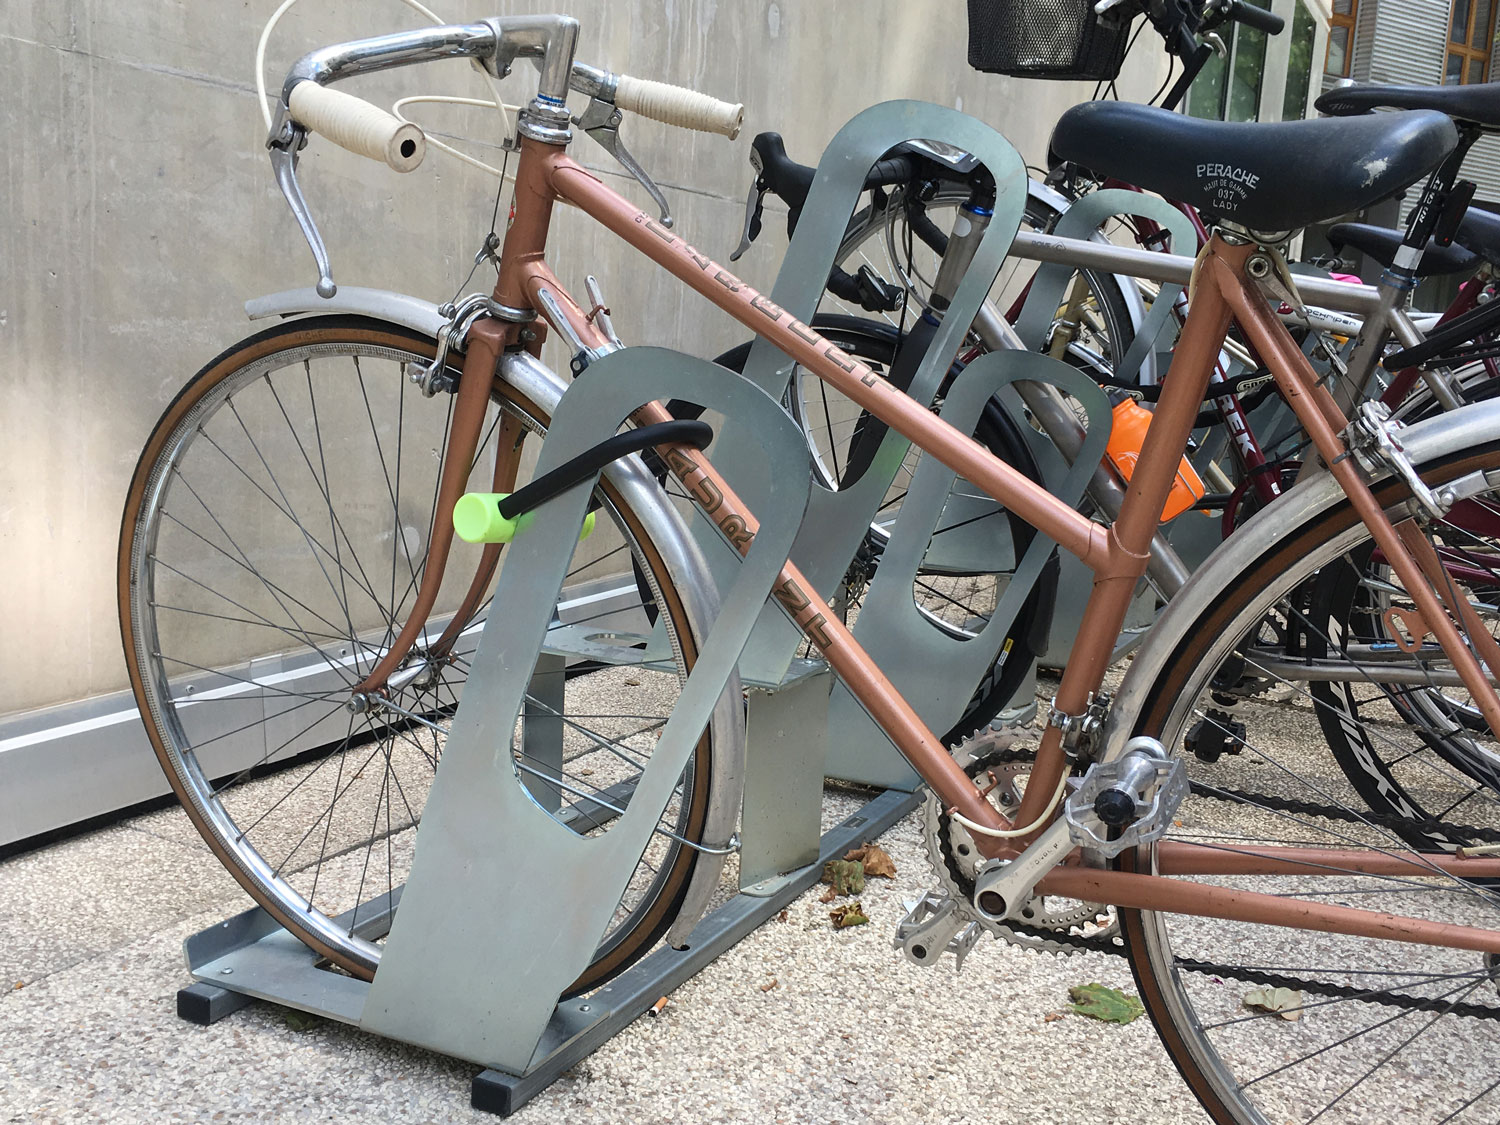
[1063,738,1188,858]
[893,891,983,970]
[1185,709,1245,764]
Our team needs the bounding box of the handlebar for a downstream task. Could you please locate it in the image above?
[269,16,743,297]
[1148,0,1283,110]
[614,75,743,138]
[1219,0,1285,35]
[275,18,743,167]
[286,82,426,171]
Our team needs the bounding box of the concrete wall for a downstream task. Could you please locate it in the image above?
[1,0,1166,727]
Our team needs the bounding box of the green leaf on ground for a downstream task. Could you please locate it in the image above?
[283,1009,325,1032]
[1067,983,1144,1024]
[830,902,869,928]
[1243,987,1304,1021]
[822,859,865,896]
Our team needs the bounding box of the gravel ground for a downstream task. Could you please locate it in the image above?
[10,661,1500,1123]
[0,781,1207,1125]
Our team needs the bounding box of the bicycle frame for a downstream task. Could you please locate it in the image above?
[343,107,1500,952]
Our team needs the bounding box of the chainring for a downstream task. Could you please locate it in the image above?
[923,722,1116,956]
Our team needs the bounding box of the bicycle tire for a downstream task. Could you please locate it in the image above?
[118,315,714,996]
[1306,538,1500,852]
[1116,434,1500,1123]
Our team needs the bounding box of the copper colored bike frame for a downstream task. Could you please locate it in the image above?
[395,134,1500,951]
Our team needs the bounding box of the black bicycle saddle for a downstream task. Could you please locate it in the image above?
[1317,82,1500,131]
[1327,221,1479,276]
[1049,101,1458,232]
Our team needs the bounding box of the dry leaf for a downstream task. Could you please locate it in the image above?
[1243,987,1304,1021]
[760,978,779,992]
[776,909,789,923]
[623,677,642,686]
[829,902,869,928]
[845,844,897,879]
[12,981,22,991]
[819,886,838,904]
[1044,1012,1064,1023]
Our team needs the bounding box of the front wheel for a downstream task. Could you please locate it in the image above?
[1116,437,1500,1123]
[118,315,715,996]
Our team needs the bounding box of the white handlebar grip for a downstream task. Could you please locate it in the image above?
[614,75,744,139]
[287,81,426,172]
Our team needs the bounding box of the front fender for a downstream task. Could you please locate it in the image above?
[246,286,452,340]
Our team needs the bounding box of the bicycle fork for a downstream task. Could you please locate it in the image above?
[351,318,524,697]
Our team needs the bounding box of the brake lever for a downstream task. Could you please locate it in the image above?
[730,176,767,262]
[575,96,674,228]
[269,128,338,298]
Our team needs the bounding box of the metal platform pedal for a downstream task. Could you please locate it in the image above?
[893,890,984,970]
[1063,737,1187,858]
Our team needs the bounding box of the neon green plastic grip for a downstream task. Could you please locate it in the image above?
[452,493,595,544]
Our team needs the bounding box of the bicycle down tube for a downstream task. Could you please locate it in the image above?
[475,133,1500,953]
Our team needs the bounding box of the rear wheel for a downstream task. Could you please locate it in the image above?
[1119,440,1500,1123]
[118,316,713,995]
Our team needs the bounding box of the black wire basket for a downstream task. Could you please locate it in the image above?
[967,0,1133,81]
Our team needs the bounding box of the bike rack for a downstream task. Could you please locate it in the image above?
[173,346,912,1115]
[170,101,1105,1116]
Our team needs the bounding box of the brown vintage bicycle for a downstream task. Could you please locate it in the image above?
[119,15,1500,1122]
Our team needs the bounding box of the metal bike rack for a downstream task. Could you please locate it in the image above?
[172,345,872,1115]
[170,101,1099,1116]
[177,786,919,1116]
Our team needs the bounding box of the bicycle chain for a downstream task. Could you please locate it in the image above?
[934,744,1500,1018]
[1192,780,1500,846]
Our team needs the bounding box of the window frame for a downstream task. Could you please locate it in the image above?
[1447,0,1496,85]
[1325,0,1358,77]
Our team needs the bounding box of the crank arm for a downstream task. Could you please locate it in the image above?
[970,820,1077,922]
